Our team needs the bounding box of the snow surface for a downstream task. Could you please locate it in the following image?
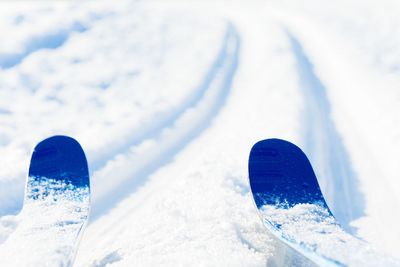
[0,0,400,266]
[259,203,400,266]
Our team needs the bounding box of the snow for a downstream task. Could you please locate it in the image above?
[260,203,400,266]
[0,0,400,266]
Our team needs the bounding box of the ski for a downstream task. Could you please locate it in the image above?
[248,138,399,267]
[0,135,90,266]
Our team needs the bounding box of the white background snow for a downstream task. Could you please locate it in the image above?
[0,0,400,265]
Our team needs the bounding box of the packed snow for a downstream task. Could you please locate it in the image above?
[0,0,400,266]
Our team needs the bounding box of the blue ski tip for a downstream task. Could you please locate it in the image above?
[29,135,89,188]
[249,138,330,212]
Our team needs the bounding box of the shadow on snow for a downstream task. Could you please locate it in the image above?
[287,32,365,234]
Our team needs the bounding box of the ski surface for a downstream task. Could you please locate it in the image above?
[249,138,399,267]
[0,135,90,267]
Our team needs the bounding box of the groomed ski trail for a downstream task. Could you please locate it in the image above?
[75,6,306,265]
[1,1,400,266]
[88,25,237,172]
[91,24,240,218]
[287,31,364,234]
[266,6,400,257]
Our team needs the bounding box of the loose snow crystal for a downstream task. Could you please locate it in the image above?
[260,203,400,266]
[0,178,90,266]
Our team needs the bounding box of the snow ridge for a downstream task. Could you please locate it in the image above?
[91,23,240,218]
[287,31,364,233]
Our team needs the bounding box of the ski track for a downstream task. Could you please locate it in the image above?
[89,23,236,172]
[1,1,400,265]
[0,22,87,70]
[90,24,240,219]
[287,31,365,234]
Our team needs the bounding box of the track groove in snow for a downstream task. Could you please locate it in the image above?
[89,23,236,172]
[1,1,400,265]
[287,31,365,234]
[90,24,240,218]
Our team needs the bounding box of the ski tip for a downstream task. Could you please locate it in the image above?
[248,138,329,210]
[29,135,89,188]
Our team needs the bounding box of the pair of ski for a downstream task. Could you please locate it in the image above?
[0,136,397,266]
